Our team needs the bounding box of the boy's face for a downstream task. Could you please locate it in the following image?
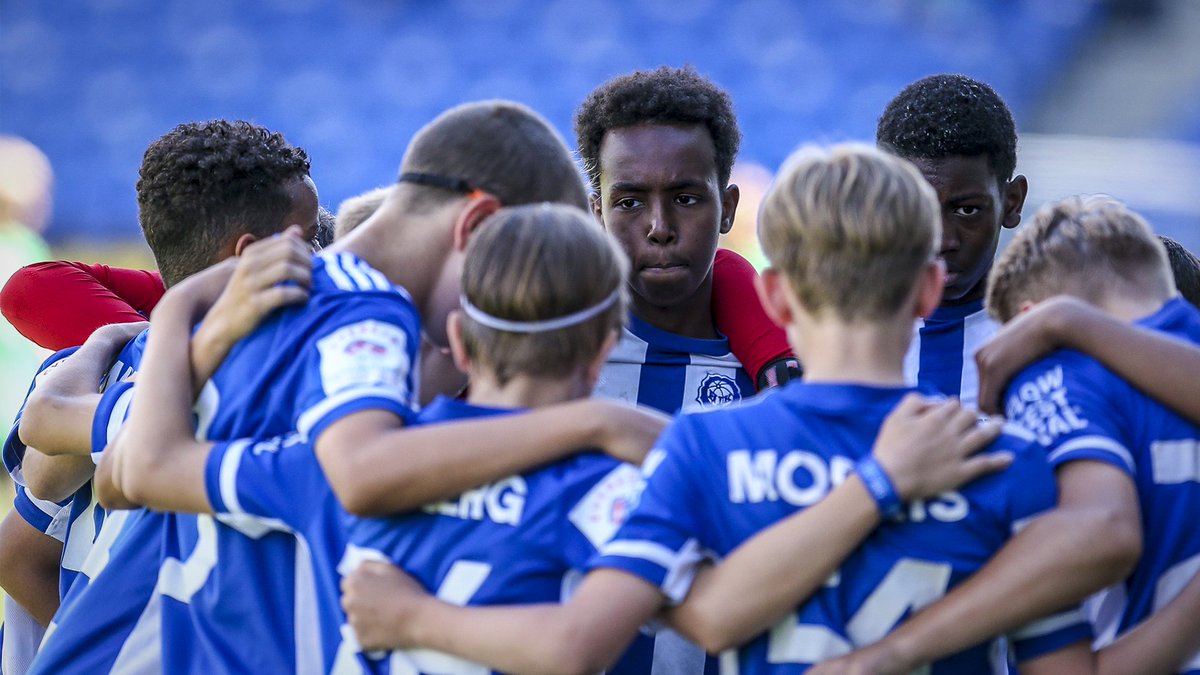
[282,175,321,247]
[907,155,1026,306]
[592,122,735,314]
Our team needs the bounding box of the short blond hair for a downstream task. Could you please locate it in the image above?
[758,144,940,321]
[334,186,392,239]
[987,195,1173,323]
[460,203,628,385]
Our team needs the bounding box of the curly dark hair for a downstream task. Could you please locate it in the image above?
[574,66,741,191]
[877,74,1017,183]
[136,120,311,286]
[1161,235,1200,308]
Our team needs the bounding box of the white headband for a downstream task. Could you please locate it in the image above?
[459,289,621,334]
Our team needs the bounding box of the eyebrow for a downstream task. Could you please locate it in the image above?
[945,193,994,204]
[609,179,708,193]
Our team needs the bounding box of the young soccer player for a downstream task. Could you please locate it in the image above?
[811,196,1200,674]
[340,144,1090,673]
[0,119,318,674]
[575,66,782,413]
[878,74,1029,409]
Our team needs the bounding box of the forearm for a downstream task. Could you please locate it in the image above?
[667,475,879,651]
[18,392,103,457]
[0,511,62,626]
[1062,307,1200,423]
[22,449,94,503]
[94,447,139,510]
[322,402,607,515]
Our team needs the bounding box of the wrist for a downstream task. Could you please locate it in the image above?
[855,454,903,516]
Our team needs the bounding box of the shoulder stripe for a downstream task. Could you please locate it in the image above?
[296,386,410,440]
[219,439,252,516]
[339,253,377,291]
[600,537,706,604]
[1046,435,1136,474]
[352,258,392,291]
[322,254,357,291]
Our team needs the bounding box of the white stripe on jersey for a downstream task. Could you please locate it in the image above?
[322,253,358,291]
[219,439,252,515]
[1010,606,1088,640]
[62,491,98,572]
[1085,581,1127,649]
[3,597,45,675]
[596,328,650,405]
[1047,435,1137,474]
[101,385,136,456]
[158,514,218,603]
[109,592,163,675]
[81,509,131,580]
[1150,439,1200,484]
[960,306,997,408]
[340,253,378,291]
[296,386,410,439]
[294,537,324,675]
[599,538,706,604]
[351,257,392,291]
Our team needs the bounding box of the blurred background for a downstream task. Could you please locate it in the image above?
[2,0,1198,266]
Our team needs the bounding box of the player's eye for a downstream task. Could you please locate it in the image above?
[675,194,701,206]
[614,197,642,210]
[954,205,982,217]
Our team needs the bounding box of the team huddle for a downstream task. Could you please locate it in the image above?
[2,66,1200,675]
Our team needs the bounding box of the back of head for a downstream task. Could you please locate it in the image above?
[877,74,1017,183]
[574,65,741,191]
[399,101,586,212]
[759,144,941,321]
[988,195,1174,323]
[137,120,311,286]
[0,135,53,232]
[460,203,628,386]
[1159,235,1200,309]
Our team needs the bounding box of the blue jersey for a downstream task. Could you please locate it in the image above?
[339,396,655,675]
[594,383,1090,674]
[157,251,421,674]
[1004,296,1200,672]
[903,299,996,409]
[2,330,145,600]
[597,313,754,415]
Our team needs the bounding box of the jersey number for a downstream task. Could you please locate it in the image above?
[765,558,952,670]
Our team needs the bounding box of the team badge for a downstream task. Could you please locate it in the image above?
[696,372,741,407]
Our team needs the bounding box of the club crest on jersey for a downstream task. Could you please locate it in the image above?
[316,319,411,397]
[696,372,741,407]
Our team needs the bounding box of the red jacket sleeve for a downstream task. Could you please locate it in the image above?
[0,261,165,351]
[711,249,793,386]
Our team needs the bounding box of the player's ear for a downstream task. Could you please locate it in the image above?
[585,329,620,388]
[720,183,740,235]
[755,268,791,328]
[916,259,946,319]
[452,192,502,252]
[1001,175,1029,230]
[232,233,259,257]
[446,311,472,374]
[589,191,604,226]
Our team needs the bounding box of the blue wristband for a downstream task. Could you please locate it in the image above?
[856,454,902,518]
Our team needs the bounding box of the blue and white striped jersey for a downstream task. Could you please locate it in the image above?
[2,330,145,599]
[593,382,1090,674]
[903,299,997,410]
[1005,296,1200,673]
[156,251,421,674]
[337,396,654,675]
[596,314,754,416]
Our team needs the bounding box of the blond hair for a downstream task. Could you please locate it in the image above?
[758,144,940,321]
[987,195,1173,323]
[460,203,628,385]
[334,186,392,239]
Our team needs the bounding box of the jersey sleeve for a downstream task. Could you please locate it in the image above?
[0,261,163,351]
[293,298,422,443]
[558,458,647,572]
[203,435,327,533]
[89,381,135,463]
[11,483,69,542]
[587,420,710,604]
[710,249,793,389]
[1004,355,1136,477]
[3,348,80,478]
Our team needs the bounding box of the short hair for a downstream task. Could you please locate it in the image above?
[574,66,741,191]
[398,101,586,213]
[987,195,1174,323]
[460,203,627,386]
[877,74,1018,183]
[136,120,311,287]
[315,206,336,249]
[759,144,941,322]
[1159,235,1200,309]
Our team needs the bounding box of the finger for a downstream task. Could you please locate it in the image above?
[945,404,979,436]
[892,392,937,418]
[955,419,1003,456]
[255,286,309,313]
[251,258,312,291]
[957,451,1014,483]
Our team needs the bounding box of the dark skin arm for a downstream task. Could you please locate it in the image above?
[0,509,62,626]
